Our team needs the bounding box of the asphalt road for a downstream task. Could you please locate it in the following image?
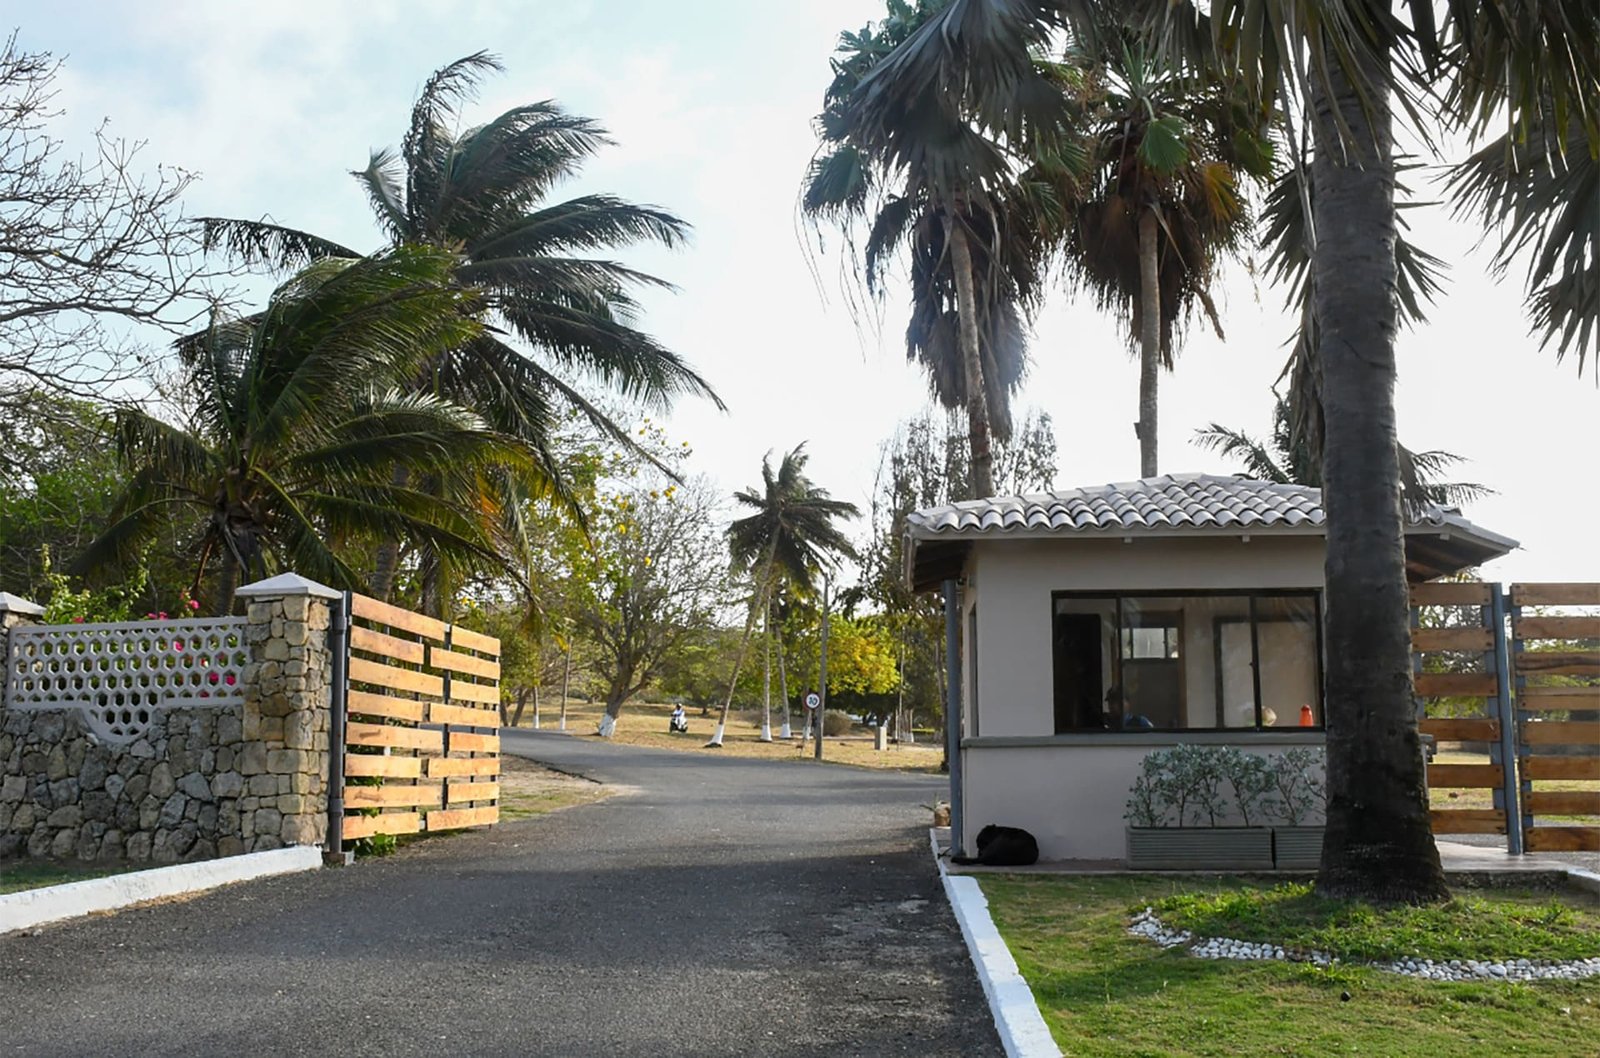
[2,731,1000,1058]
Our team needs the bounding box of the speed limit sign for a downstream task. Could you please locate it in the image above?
[804,692,821,711]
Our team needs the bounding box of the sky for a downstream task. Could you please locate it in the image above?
[19,0,1599,585]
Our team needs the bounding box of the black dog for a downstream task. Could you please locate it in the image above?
[950,824,1039,866]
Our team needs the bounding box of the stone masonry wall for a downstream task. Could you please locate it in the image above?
[0,583,334,863]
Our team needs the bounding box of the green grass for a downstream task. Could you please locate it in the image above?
[0,860,131,895]
[981,875,1600,1058]
[1156,882,1600,962]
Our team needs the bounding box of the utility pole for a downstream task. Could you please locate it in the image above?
[815,571,830,761]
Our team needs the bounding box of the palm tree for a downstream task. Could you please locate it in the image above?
[1062,36,1273,477]
[805,2,1074,499]
[708,446,858,748]
[200,53,721,610]
[1196,397,1491,510]
[80,247,526,608]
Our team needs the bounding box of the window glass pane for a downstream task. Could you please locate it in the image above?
[1117,598,1185,729]
[1052,598,1116,732]
[1254,595,1321,727]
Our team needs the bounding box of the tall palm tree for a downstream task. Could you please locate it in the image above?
[805,2,1075,499]
[80,247,525,608]
[1062,36,1274,477]
[708,446,859,748]
[200,53,721,610]
[1196,397,1491,510]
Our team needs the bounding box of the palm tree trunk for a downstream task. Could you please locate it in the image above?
[711,539,780,747]
[559,645,572,731]
[1136,207,1161,478]
[947,220,995,500]
[776,623,792,740]
[1309,36,1447,904]
[760,598,774,742]
[368,465,410,601]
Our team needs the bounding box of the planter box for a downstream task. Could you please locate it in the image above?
[1126,827,1274,870]
[1272,825,1325,869]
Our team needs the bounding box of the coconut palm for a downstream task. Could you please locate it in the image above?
[1062,36,1274,477]
[79,247,525,609]
[199,53,720,609]
[1196,397,1491,510]
[708,446,859,748]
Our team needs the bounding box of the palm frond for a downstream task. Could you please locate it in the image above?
[197,217,360,272]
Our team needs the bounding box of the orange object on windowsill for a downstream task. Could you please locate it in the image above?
[1300,704,1315,727]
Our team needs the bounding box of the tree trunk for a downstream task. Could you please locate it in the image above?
[511,688,529,727]
[1309,35,1447,904]
[559,646,572,731]
[760,599,774,742]
[947,220,995,500]
[533,681,541,730]
[712,541,779,747]
[599,695,624,738]
[1136,206,1162,479]
[776,621,792,739]
[367,465,410,601]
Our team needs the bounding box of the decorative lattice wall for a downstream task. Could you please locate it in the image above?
[4,618,249,743]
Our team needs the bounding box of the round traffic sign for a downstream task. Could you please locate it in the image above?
[804,692,821,710]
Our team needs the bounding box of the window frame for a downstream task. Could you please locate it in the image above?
[1049,588,1325,734]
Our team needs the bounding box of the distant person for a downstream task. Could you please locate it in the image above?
[1106,686,1154,730]
[669,704,689,734]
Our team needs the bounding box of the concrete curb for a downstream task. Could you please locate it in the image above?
[1,845,322,935]
[1568,868,1600,897]
[930,830,1061,1058]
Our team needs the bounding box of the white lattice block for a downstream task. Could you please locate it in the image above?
[4,618,249,743]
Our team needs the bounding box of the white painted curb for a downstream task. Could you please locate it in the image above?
[931,830,1061,1058]
[1,845,322,935]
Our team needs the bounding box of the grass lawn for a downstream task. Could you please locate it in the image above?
[981,874,1600,1058]
[0,860,136,896]
[497,755,612,821]
[507,696,945,773]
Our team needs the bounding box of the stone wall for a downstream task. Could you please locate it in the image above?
[0,578,336,864]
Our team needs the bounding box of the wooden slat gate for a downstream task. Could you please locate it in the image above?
[1509,583,1600,854]
[1411,581,1519,846]
[335,592,501,846]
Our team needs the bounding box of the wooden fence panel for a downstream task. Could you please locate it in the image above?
[340,593,501,846]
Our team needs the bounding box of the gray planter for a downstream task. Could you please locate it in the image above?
[1126,827,1274,870]
[1272,826,1325,869]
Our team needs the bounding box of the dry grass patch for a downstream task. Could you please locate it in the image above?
[498,755,612,821]
[1429,749,1599,827]
[508,697,944,772]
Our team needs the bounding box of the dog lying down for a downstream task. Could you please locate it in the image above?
[949,824,1039,867]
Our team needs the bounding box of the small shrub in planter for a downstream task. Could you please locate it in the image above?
[1269,747,1327,869]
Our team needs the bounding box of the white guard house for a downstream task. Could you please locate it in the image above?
[905,474,1518,863]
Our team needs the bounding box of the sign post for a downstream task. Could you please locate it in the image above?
[815,573,830,761]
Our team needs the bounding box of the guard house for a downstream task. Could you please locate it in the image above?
[905,474,1518,863]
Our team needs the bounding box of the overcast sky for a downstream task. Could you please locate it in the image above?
[23,1,1599,584]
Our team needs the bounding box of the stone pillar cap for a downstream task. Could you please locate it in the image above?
[0,591,45,616]
[234,573,343,600]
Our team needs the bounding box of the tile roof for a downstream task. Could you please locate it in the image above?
[906,473,1516,546]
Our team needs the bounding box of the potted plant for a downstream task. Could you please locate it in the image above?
[1267,747,1327,869]
[1124,745,1275,869]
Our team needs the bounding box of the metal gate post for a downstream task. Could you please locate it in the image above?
[1489,584,1523,855]
[326,591,351,864]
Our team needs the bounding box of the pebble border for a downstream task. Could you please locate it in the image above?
[1128,908,1600,983]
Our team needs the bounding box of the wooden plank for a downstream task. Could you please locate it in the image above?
[426,757,500,778]
[1519,720,1600,746]
[1513,583,1600,607]
[448,624,501,656]
[344,783,443,809]
[1414,673,1498,697]
[341,812,421,841]
[1523,756,1600,780]
[349,625,426,665]
[1526,791,1600,816]
[1411,582,1491,606]
[1525,827,1600,853]
[350,593,448,641]
[343,754,422,779]
[447,679,499,705]
[448,731,500,754]
[424,805,498,831]
[429,646,501,680]
[1411,627,1494,652]
[348,656,444,698]
[1420,717,1499,741]
[1514,615,1600,641]
[1514,651,1600,676]
[1426,763,1504,788]
[345,720,444,753]
[346,689,426,723]
[446,781,500,804]
[1429,809,1505,834]
[1519,685,1600,709]
[430,701,499,727]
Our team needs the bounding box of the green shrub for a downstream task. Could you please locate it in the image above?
[822,709,853,736]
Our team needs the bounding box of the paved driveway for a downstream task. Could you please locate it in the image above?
[2,731,998,1057]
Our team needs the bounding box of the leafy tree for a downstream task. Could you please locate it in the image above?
[199,52,720,611]
[79,246,525,608]
[711,445,859,746]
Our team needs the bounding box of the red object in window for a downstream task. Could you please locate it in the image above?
[1300,704,1314,727]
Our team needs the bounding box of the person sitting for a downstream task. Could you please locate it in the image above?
[669,704,689,734]
[1105,686,1155,730]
